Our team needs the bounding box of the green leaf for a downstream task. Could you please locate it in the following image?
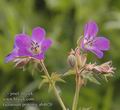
[62,70,75,77]
[103,73,114,82]
[82,73,101,85]
[41,75,48,79]
[51,72,65,83]
[38,79,49,89]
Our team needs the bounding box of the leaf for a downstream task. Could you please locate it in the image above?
[57,78,66,83]
[41,75,48,79]
[51,72,65,83]
[103,73,113,82]
[38,79,49,89]
[82,73,101,85]
[62,70,75,77]
[39,73,64,93]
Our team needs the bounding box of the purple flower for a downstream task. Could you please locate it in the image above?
[5,27,52,63]
[81,21,110,58]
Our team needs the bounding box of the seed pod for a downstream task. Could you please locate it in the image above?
[93,61,115,74]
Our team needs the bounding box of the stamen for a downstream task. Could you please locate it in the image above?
[30,41,41,54]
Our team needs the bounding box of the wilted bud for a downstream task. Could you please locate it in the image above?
[67,50,77,68]
[94,61,115,74]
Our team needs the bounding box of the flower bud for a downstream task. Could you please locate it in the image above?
[67,54,77,68]
[75,48,87,68]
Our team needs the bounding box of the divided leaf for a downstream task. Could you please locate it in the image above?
[38,78,49,89]
[82,72,101,85]
[51,72,65,83]
[62,70,75,77]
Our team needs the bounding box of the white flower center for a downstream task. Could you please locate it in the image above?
[30,41,41,54]
[84,38,94,49]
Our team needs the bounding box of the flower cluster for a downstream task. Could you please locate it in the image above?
[68,49,115,76]
[67,21,115,84]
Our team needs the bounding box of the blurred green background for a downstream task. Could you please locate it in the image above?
[0,0,120,110]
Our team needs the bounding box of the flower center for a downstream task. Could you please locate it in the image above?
[84,38,94,49]
[30,41,41,54]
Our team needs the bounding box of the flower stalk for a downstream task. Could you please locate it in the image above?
[72,75,81,110]
[40,60,67,110]
[72,64,84,110]
[71,48,85,110]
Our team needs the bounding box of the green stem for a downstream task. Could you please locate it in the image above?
[40,61,67,110]
[72,75,81,110]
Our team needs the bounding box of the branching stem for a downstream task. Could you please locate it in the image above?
[40,60,67,110]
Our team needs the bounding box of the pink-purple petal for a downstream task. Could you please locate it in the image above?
[15,34,31,48]
[18,48,32,57]
[80,38,87,51]
[34,53,44,60]
[31,27,46,42]
[89,47,103,58]
[41,39,52,52]
[5,48,18,63]
[84,21,98,39]
[93,37,110,51]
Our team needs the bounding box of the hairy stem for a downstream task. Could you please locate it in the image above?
[40,60,66,110]
[72,75,82,110]
[72,60,84,110]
